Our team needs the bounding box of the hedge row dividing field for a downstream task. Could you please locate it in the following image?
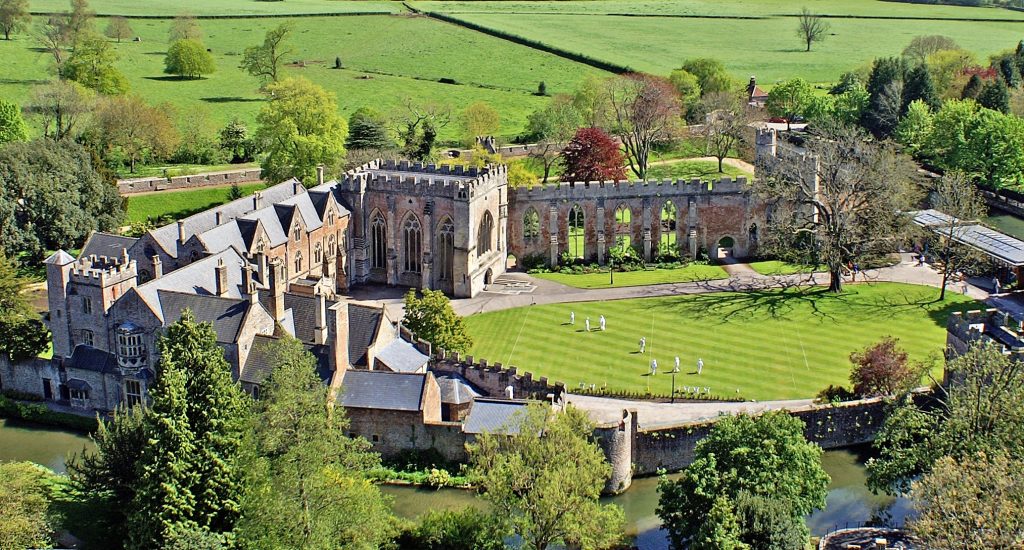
[464,282,975,401]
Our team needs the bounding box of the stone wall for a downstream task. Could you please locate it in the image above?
[345,408,469,462]
[117,168,263,195]
[631,397,891,476]
[0,356,60,398]
[430,352,566,401]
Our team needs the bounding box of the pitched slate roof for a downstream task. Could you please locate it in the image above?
[338,370,425,411]
[374,340,429,373]
[284,293,321,343]
[148,179,300,257]
[157,290,250,343]
[67,378,91,391]
[80,232,139,260]
[463,399,528,435]
[196,222,246,254]
[241,336,334,386]
[44,250,76,265]
[133,248,247,322]
[348,304,383,367]
[65,345,119,374]
[436,374,480,405]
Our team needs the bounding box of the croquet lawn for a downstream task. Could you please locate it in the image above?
[463,282,976,401]
[532,263,728,289]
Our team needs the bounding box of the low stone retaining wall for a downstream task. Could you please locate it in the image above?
[117,168,263,195]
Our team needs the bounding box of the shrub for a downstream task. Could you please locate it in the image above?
[816,384,857,404]
[0,395,98,432]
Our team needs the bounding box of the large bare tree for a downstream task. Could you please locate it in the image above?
[605,73,681,180]
[526,94,582,182]
[797,7,830,52]
[697,91,751,173]
[930,172,987,300]
[755,124,918,292]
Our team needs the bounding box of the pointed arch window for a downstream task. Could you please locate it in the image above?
[523,208,540,244]
[478,211,494,257]
[314,243,323,265]
[438,217,455,281]
[294,251,303,274]
[403,215,422,273]
[569,204,585,259]
[370,212,387,269]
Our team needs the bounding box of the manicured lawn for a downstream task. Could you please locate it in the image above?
[429,10,1024,85]
[532,263,727,289]
[464,282,976,401]
[645,160,751,182]
[125,182,266,224]
[0,15,606,143]
[748,261,822,276]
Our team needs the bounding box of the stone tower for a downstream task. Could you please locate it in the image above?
[44,250,76,359]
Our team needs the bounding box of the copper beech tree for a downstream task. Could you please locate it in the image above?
[560,127,626,183]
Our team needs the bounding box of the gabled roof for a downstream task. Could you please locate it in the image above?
[283,293,332,344]
[241,335,333,386]
[196,222,246,254]
[463,399,528,435]
[66,345,119,374]
[374,340,429,373]
[338,370,425,411]
[44,250,76,265]
[436,374,481,405]
[157,290,250,343]
[147,179,300,258]
[80,232,139,260]
[348,304,384,367]
[133,248,247,322]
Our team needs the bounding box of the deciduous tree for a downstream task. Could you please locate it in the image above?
[104,15,132,43]
[240,23,292,85]
[396,99,450,162]
[460,101,500,145]
[0,0,30,40]
[0,98,28,144]
[168,13,201,43]
[849,337,922,397]
[765,77,814,130]
[604,73,681,179]
[755,124,916,292]
[657,411,828,549]
[525,94,582,182]
[0,462,57,549]
[254,77,346,184]
[402,288,472,355]
[698,92,749,173]
[237,336,396,549]
[680,58,734,96]
[0,251,49,360]
[164,38,215,79]
[92,94,180,172]
[902,35,959,64]
[469,404,625,550]
[894,99,933,154]
[668,68,702,107]
[796,7,829,52]
[930,171,987,300]
[25,80,92,140]
[60,31,129,95]
[129,311,249,548]
[559,126,626,183]
[0,139,123,262]
[219,118,252,163]
[908,453,1024,549]
[868,341,1024,495]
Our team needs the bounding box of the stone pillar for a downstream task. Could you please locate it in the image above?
[548,202,559,266]
[596,204,606,265]
[386,196,398,286]
[422,203,433,291]
[597,231,606,265]
[641,198,652,262]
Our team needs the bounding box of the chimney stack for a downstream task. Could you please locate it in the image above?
[241,264,256,303]
[152,255,162,279]
[253,191,263,210]
[268,258,285,321]
[293,179,304,195]
[177,220,187,244]
[314,292,328,345]
[316,165,325,186]
[215,258,229,297]
[215,210,224,225]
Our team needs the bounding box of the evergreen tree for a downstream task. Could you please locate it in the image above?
[237,336,395,548]
[129,311,248,548]
[979,79,1011,113]
[961,74,984,100]
[345,107,393,151]
[903,64,940,112]
[862,56,908,138]
[219,118,251,163]
[1000,57,1021,88]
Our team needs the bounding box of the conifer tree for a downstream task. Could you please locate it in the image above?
[979,79,1011,113]
[903,64,940,112]
[961,74,984,100]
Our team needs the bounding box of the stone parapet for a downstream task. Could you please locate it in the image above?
[117,168,263,195]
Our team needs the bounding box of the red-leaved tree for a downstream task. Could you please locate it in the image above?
[849,337,921,397]
[559,127,627,183]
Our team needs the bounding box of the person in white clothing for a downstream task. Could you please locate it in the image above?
[599,315,606,331]
[674,356,680,372]
[585,317,591,332]
[650,358,657,375]
[697,358,704,375]
[570,311,575,325]
[639,337,646,354]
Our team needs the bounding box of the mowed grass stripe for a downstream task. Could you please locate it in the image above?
[464,283,975,401]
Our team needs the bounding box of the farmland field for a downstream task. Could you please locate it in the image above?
[28,0,402,16]
[464,282,976,401]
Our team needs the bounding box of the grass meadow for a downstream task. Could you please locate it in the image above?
[125,182,265,224]
[0,14,607,142]
[464,282,975,401]
[417,3,1024,84]
[645,160,751,181]
[27,0,403,15]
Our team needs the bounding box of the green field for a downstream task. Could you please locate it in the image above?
[0,14,606,142]
[29,0,402,16]
[464,282,974,401]
[534,263,728,289]
[645,160,751,181]
[125,182,265,224]
[748,261,822,276]
[417,5,1024,84]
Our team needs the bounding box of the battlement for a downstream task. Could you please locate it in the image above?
[947,308,1024,352]
[509,176,749,202]
[430,348,565,400]
[335,159,508,199]
[69,253,137,286]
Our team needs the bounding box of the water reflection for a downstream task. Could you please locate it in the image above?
[0,418,93,473]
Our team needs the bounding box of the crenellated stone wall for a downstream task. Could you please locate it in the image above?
[430,351,566,401]
[117,168,264,195]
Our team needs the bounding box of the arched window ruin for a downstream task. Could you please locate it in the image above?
[569,204,585,259]
[523,208,540,244]
[478,211,494,257]
[660,201,677,250]
[613,204,631,255]
[437,217,455,282]
[370,211,386,270]
[403,214,422,273]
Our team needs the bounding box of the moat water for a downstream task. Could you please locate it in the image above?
[0,420,910,549]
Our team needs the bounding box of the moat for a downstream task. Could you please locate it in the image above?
[0,419,910,549]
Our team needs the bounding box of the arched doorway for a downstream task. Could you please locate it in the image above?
[484,268,493,285]
[716,236,735,260]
